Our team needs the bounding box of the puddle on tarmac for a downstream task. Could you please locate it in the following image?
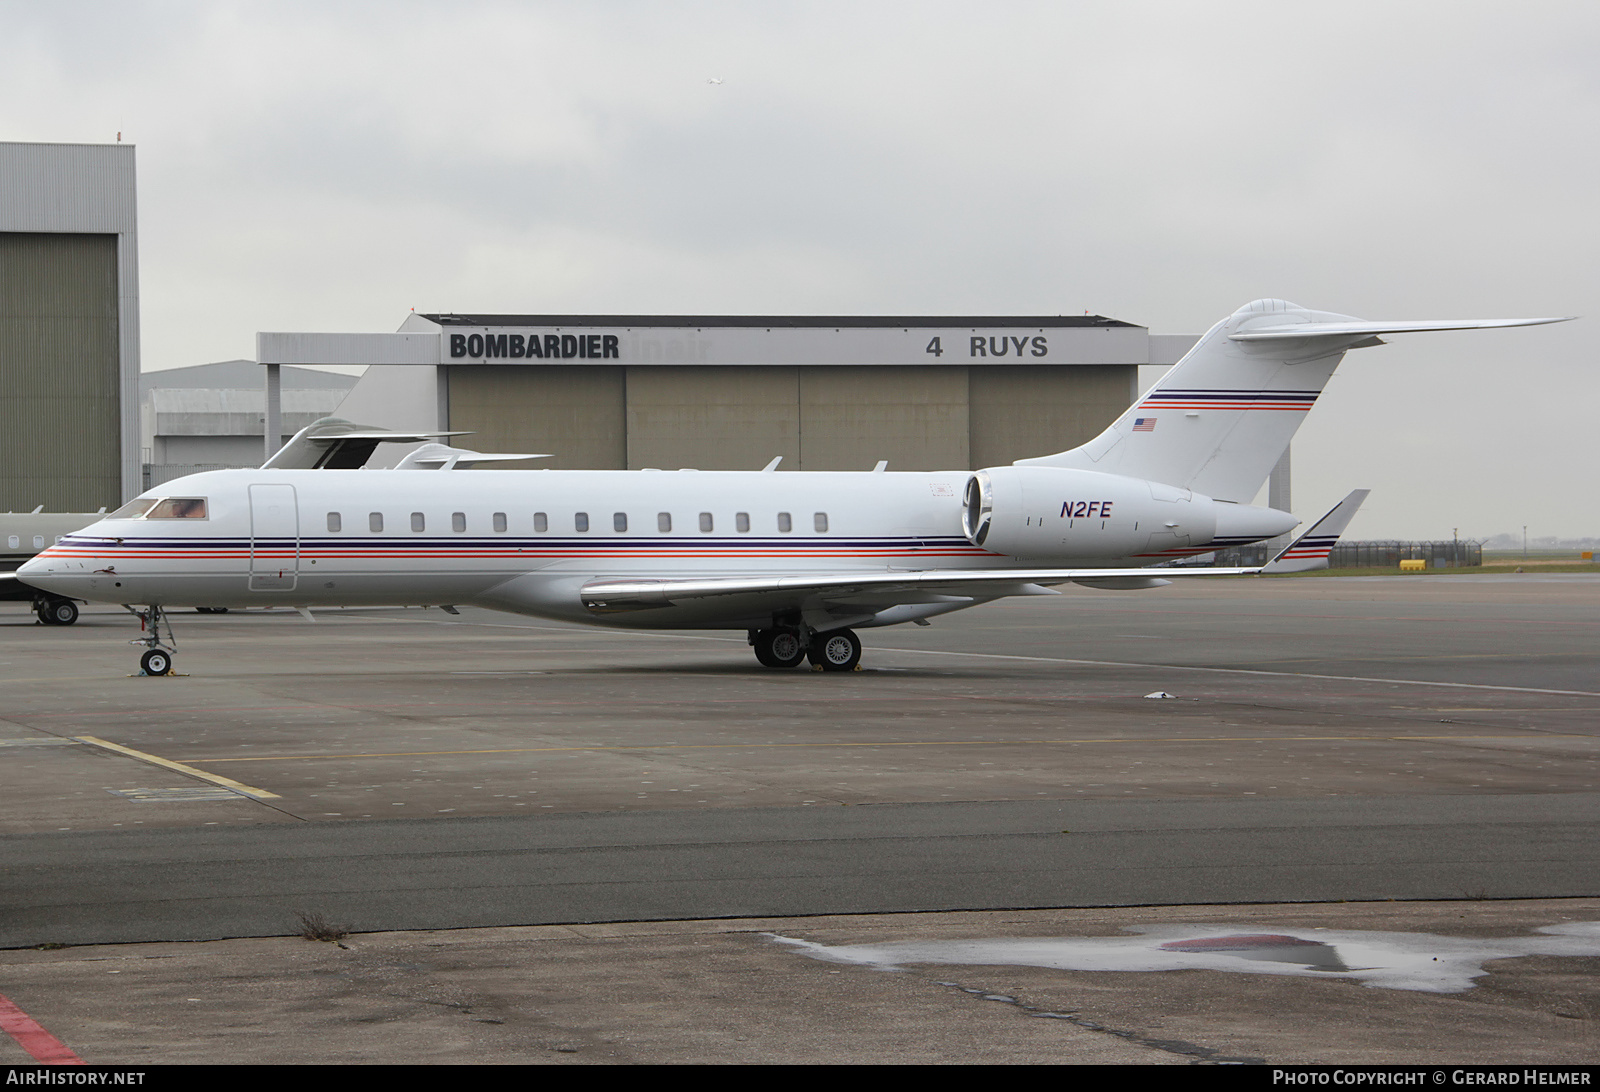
[770,921,1600,993]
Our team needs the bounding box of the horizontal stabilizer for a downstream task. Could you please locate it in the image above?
[263,417,471,470]
[1264,489,1370,573]
[394,443,551,470]
[1230,317,1572,342]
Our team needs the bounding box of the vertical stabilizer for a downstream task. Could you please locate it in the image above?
[1015,300,1568,503]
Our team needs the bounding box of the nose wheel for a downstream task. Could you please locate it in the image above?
[124,604,177,676]
[33,596,79,626]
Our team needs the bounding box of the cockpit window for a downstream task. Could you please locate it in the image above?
[107,497,207,520]
[107,498,158,520]
[146,498,208,519]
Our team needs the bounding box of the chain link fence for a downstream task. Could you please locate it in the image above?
[1208,540,1483,568]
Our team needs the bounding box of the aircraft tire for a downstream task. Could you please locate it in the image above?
[754,629,806,669]
[141,648,173,677]
[41,599,79,626]
[807,629,862,672]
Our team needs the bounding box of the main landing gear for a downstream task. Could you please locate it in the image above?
[750,627,863,672]
[33,595,80,626]
[124,604,176,676]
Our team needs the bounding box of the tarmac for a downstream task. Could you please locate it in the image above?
[0,574,1596,1064]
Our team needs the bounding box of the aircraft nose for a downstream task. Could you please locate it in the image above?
[16,549,78,596]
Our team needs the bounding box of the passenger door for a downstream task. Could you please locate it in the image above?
[248,483,299,591]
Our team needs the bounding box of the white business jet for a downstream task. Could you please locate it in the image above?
[18,299,1566,676]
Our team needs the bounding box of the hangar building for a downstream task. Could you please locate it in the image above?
[265,314,1197,471]
[0,142,141,509]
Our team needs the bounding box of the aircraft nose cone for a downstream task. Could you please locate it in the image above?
[16,549,75,596]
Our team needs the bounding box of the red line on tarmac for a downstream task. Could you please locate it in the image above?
[0,991,84,1065]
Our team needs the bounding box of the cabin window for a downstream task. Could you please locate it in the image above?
[699,512,713,532]
[814,512,829,532]
[534,512,548,532]
[369,512,383,532]
[777,512,792,532]
[736,512,750,533]
[493,512,507,532]
[32,535,43,549]
[411,512,425,532]
[657,512,672,532]
[6,536,16,550]
[108,498,157,520]
[613,512,628,532]
[452,512,467,532]
[146,498,207,519]
[326,512,341,532]
[575,512,589,532]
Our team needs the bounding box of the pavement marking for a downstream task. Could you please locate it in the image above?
[0,990,83,1065]
[0,737,80,747]
[75,735,281,799]
[189,733,1595,764]
[106,786,250,802]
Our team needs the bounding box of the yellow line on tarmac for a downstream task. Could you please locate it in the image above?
[187,733,1592,764]
[75,735,281,799]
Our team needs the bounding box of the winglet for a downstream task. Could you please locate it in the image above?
[1264,489,1370,573]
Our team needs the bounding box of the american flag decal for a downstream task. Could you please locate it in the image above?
[1132,417,1156,432]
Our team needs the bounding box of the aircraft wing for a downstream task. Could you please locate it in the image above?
[579,564,1262,614]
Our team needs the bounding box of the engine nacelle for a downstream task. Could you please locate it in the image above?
[961,466,1221,560]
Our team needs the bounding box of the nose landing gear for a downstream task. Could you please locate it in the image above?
[33,595,80,626]
[124,604,176,676]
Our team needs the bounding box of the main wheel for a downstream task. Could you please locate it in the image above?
[140,648,173,676]
[807,629,862,672]
[753,629,806,669]
[40,599,79,626]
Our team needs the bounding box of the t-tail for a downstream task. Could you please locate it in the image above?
[1016,299,1569,502]
[1264,489,1370,574]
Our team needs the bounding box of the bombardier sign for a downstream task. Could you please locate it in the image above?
[449,332,621,360]
[432,316,1150,367]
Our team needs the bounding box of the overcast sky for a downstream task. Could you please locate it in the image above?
[3,1,1595,539]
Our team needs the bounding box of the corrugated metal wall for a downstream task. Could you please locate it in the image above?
[447,362,1135,472]
[0,232,122,510]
